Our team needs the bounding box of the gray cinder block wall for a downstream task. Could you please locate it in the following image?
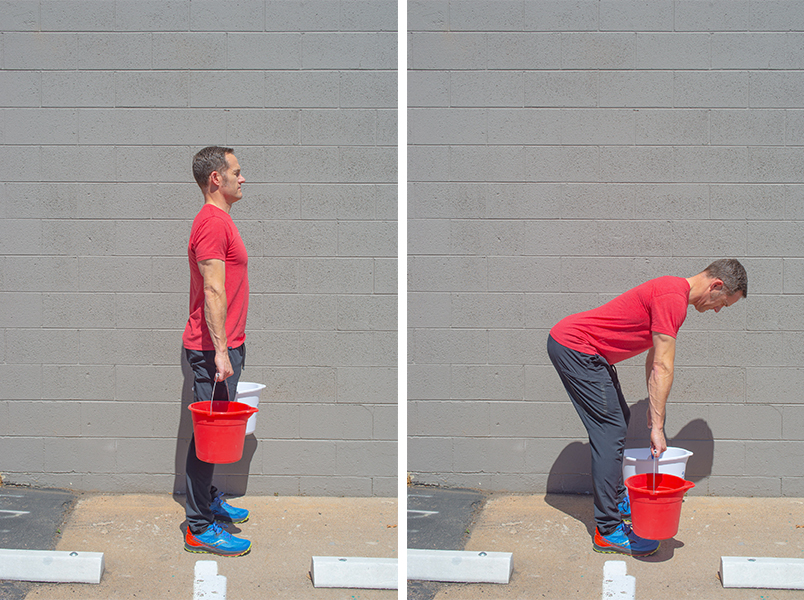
[0,0,397,497]
[408,0,804,497]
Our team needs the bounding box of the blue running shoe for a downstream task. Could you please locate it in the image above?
[211,494,249,524]
[618,493,631,522]
[593,523,659,557]
[185,522,251,557]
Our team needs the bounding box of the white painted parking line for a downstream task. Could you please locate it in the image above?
[602,561,635,600]
[194,560,226,600]
[0,509,30,518]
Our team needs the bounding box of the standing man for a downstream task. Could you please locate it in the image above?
[547,259,747,556]
[182,146,251,557]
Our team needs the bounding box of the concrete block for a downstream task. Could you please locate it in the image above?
[42,71,115,107]
[600,71,673,107]
[407,292,451,328]
[452,146,525,182]
[337,367,397,406]
[599,146,673,183]
[408,365,452,400]
[41,0,114,30]
[341,71,397,108]
[523,1,598,31]
[115,1,190,31]
[4,32,77,69]
[194,560,226,599]
[408,32,487,70]
[752,147,804,183]
[750,1,804,31]
[562,183,636,219]
[373,257,396,293]
[263,146,340,183]
[488,329,546,366]
[187,71,264,108]
[675,71,749,108]
[310,556,397,589]
[602,561,635,600]
[0,549,104,584]
[407,549,513,584]
[407,436,454,473]
[487,109,561,144]
[298,258,374,294]
[410,400,489,437]
[525,72,597,107]
[562,33,635,69]
[77,34,151,70]
[261,367,336,404]
[410,256,486,292]
[337,295,396,331]
[334,440,397,477]
[410,328,487,365]
[40,146,115,183]
[745,441,803,477]
[337,221,396,258]
[43,438,117,474]
[227,33,300,69]
[115,72,189,108]
[265,71,339,108]
[562,109,634,145]
[451,365,524,400]
[260,439,338,476]
[300,404,373,440]
[300,476,373,497]
[78,109,153,144]
[300,331,376,367]
[675,0,749,30]
[189,0,264,31]
[451,71,524,107]
[600,0,673,31]
[4,109,75,145]
[637,33,709,69]
[0,71,41,107]
[635,109,708,145]
[340,147,396,184]
[341,0,397,31]
[488,33,561,69]
[409,108,487,145]
[302,33,395,69]
[488,256,561,292]
[749,221,804,257]
[261,294,336,330]
[680,146,753,183]
[525,146,598,182]
[710,184,786,220]
[452,293,525,329]
[40,365,114,401]
[152,31,226,70]
[712,33,789,70]
[8,400,82,438]
[407,71,449,107]
[450,0,522,30]
[720,556,804,589]
[0,1,38,31]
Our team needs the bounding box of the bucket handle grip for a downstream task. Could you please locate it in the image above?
[209,373,230,416]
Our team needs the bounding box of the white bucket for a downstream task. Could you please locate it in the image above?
[235,382,265,435]
[622,447,693,481]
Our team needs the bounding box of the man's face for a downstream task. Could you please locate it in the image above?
[218,154,244,203]
[696,281,743,313]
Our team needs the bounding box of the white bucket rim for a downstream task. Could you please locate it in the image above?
[623,447,693,463]
[236,381,266,393]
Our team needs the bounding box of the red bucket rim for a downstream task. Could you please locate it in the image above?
[624,473,694,497]
[189,401,258,417]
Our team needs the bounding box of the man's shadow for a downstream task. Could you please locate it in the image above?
[172,348,258,506]
[544,398,713,561]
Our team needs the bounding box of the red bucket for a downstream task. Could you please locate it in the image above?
[625,473,695,539]
[189,401,258,464]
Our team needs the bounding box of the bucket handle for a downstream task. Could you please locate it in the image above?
[209,373,230,416]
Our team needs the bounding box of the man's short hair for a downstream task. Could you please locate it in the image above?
[192,146,234,189]
[704,259,748,298]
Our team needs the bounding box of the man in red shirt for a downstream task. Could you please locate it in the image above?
[548,259,747,556]
[182,146,251,557]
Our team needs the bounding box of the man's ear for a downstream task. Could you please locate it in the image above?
[710,278,724,292]
[208,170,222,189]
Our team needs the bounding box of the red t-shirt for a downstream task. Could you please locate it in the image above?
[550,276,690,364]
[182,204,249,351]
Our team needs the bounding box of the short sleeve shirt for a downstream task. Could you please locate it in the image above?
[182,203,249,351]
[550,276,690,364]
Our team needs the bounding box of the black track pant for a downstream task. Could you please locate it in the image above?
[184,344,245,535]
[547,335,630,535]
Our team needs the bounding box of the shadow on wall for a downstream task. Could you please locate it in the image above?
[544,398,714,532]
[172,348,257,500]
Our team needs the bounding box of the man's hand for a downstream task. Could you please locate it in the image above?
[648,421,667,457]
[214,350,234,382]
